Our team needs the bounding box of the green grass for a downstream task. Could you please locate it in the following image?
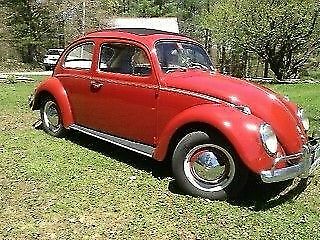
[0,79,319,239]
[268,84,320,132]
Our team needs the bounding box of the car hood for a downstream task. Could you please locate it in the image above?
[161,70,306,154]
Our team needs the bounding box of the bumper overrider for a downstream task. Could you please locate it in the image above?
[261,136,320,183]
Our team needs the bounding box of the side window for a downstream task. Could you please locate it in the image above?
[99,43,151,75]
[64,42,94,69]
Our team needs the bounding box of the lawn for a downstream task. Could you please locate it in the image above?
[0,77,319,239]
[269,83,320,132]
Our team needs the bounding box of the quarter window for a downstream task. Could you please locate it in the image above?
[99,44,151,75]
[64,43,94,69]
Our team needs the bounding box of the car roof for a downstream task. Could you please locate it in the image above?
[82,28,194,46]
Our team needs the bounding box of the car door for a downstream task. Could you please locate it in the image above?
[88,40,159,146]
[56,41,95,125]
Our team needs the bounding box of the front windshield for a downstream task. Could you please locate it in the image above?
[156,41,214,73]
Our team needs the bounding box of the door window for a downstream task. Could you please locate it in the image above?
[99,44,151,75]
[64,42,94,69]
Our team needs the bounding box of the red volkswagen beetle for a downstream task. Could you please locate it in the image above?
[29,28,320,200]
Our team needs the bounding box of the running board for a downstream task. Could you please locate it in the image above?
[70,124,155,158]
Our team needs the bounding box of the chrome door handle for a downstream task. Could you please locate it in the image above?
[90,80,104,89]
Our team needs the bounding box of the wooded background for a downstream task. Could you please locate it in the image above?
[0,0,320,81]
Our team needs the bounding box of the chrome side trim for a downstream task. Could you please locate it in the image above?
[91,77,158,90]
[159,86,252,115]
[70,124,154,157]
[160,86,227,105]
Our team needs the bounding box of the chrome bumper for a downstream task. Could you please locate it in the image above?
[260,137,320,183]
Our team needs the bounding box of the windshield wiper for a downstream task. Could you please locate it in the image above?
[188,62,209,71]
[164,65,187,73]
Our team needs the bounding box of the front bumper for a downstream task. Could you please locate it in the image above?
[260,136,320,183]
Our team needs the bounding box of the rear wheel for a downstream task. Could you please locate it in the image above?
[40,97,66,137]
[172,131,248,200]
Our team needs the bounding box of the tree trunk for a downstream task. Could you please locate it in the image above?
[220,45,226,73]
[269,61,283,81]
[22,43,36,63]
[204,29,209,53]
[263,61,269,78]
[243,51,248,78]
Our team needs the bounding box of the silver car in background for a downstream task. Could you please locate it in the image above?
[43,48,64,70]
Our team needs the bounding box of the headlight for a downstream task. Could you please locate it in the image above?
[259,124,278,155]
[297,108,309,131]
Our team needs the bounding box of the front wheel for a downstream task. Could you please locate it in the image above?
[40,97,66,137]
[172,131,248,200]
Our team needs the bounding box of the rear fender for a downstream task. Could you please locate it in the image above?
[32,77,74,128]
[154,104,275,173]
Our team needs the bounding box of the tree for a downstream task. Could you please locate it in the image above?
[3,0,58,63]
[54,0,116,43]
[109,0,212,47]
[202,0,320,80]
[111,0,178,17]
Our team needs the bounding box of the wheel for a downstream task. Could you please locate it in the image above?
[172,131,248,200]
[44,65,51,71]
[40,97,66,137]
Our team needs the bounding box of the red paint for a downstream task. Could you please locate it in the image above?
[34,77,74,127]
[32,29,308,174]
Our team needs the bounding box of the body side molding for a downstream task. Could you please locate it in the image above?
[70,124,155,157]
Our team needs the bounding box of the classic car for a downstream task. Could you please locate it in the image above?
[29,28,320,200]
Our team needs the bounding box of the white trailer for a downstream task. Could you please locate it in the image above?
[109,17,179,33]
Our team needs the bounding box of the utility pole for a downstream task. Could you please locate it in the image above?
[82,0,86,35]
[205,1,211,54]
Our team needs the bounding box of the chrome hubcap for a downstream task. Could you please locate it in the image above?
[184,144,235,192]
[43,101,61,132]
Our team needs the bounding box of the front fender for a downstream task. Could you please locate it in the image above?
[33,77,74,128]
[154,104,276,173]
